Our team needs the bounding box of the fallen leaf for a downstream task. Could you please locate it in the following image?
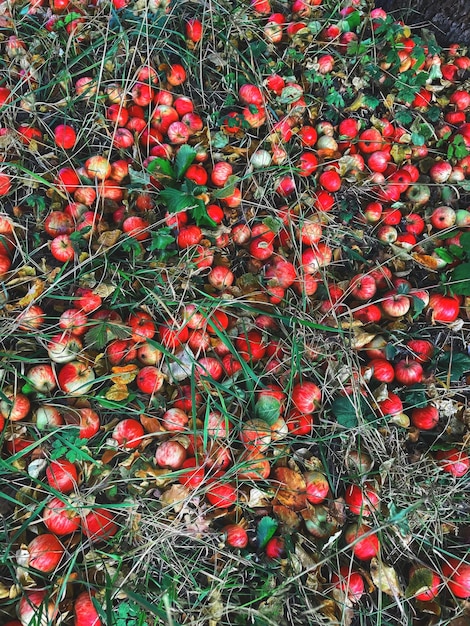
[412,253,442,271]
[105,384,129,401]
[17,279,44,307]
[271,467,307,511]
[97,230,122,249]
[272,505,301,530]
[140,415,163,434]
[101,449,119,465]
[110,365,139,385]
[134,465,175,486]
[244,487,272,508]
[160,484,190,512]
[370,558,403,598]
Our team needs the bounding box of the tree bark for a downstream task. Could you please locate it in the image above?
[375,0,470,46]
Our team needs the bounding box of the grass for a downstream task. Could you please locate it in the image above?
[1,0,470,624]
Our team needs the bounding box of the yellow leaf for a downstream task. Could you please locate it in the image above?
[97,230,122,249]
[17,279,44,307]
[94,283,117,298]
[105,384,129,401]
[160,484,190,512]
[110,365,139,385]
[370,558,403,598]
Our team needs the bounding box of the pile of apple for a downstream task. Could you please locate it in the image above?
[1,0,470,622]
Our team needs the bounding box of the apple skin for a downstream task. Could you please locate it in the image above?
[435,448,470,477]
[411,405,439,430]
[394,359,423,386]
[428,293,460,323]
[44,496,81,535]
[442,558,470,598]
[344,522,380,561]
[74,591,102,626]
[19,590,58,626]
[82,508,118,542]
[58,361,96,396]
[27,533,64,573]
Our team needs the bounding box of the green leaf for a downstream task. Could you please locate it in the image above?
[128,167,151,187]
[85,321,130,349]
[146,157,175,181]
[403,384,427,409]
[411,295,426,317]
[262,216,283,235]
[257,516,278,549]
[394,110,413,126]
[410,132,425,146]
[255,396,281,426]
[150,228,175,251]
[159,188,199,214]
[448,244,466,260]
[174,144,197,180]
[345,9,360,29]
[212,175,239,200]
[362,94,380,110]
[437,352,470,381]
[331,396,358,428]
[427,106,441,122]
[433,247,454,264]
[460,232,470,252]
[450,263,470,295]
[192,198,217,227]
[212,131,229,149]
[405,567,434,599]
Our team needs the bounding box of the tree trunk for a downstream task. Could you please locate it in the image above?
[375,0,470,46]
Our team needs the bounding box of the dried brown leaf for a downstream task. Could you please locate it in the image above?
[97,230,122,249]
[271,467,307,511]
[160,484,190,512]
[140,415,163,434]
[412,253,442,271]
[110,365,139,385]
[272,505,301,530]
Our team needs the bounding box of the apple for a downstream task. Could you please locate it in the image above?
[112,419,144,449]
[27,533,64,573]
[411,405,439,430]
[435,448,469,477]
[408,565,441,601]
[58,361,95,396]
[304,471,330,504]
[54,124,76,149]
[223,524,249,548]
[442,558,470,598]
[46,458,78,493]
[430,206,456,230]
[44,496,81,535]
[206,479,237,508]
[47,333,83,364]
[82,508,118,542]
[155,440,187,469]
[428,293,460,323]
[331,566,365,602]
[394,359,423,386]
[265,536,285,559]
[19,590,57,626]
[35,404,63,429]
[344,482,380,516]
[74,591,102,626]
[0,391,31,421]
[344,522,380,560]
[136,366,165,394]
